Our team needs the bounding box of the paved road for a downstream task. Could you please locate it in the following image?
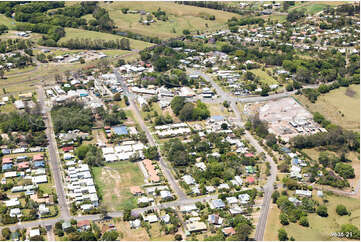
[37,87,70,220]
[114,69,187,200]
[194,70,277,241]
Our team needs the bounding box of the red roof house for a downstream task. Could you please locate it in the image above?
[2,157,12,164]
[246,176,255,184]
[62,146,73,152]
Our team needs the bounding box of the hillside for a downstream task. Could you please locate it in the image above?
[98,1,238,39]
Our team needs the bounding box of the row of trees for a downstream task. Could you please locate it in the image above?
[60,38,131,50]
[0,39,33,53]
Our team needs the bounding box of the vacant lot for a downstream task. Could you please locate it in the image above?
[250,68,278,85]
[294,85,360,131]
[92,161,145,211]
[99,1,237,39]
[59,28,154,50]
[264,193,360,241]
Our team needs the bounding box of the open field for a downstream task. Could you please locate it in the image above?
[0,61,86,95]
[99,1,238,39]
[294,85,360,131]
[288,1,348,14]
[0,14,16,29]
[59,28,154,50]
[92,161,145,211]
[205,102,235,118]
[264,193,360,241]
[250,68,278,85]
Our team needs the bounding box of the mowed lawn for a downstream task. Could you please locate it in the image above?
[295,85,360,131]
[99,1,238,39]
[250,68,278,85]
[92,161,145,211]
[264,193,360,241]
[59,28,154,50]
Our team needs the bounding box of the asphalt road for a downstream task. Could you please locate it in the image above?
[193,70,278,241]
[114,69,187,200]
[37,87,70,220]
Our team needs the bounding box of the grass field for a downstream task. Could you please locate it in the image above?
[92,161,145,211]
[264,193,360,241]
[250,68,278,85]
[98,1,238,39]
[288,1,347,14]
[59,28,154,50]
[0,14,16,29]
[294,85,360,131]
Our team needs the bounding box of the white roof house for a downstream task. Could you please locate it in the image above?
[5,198,20,207]
[226,197,238,205]
[29,229,40,238]
[182,175,195,185]
[32,175,48,184]
[144,214,158,223]
[295,190,312,197]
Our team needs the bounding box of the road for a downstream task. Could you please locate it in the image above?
[37,87,70,220]
[114,69,187,200]
[192,70,278,241]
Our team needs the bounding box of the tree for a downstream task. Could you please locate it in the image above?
[223,100,229,108]
[334,163,355,179]
[1,227,11,240]
[278,228,288,241]
[317,205,328,217]
[299,216,309,227]
[102,231,119,241]
[170,96,185,115]
[183,29,190,35]
[272,191,280,203]
[266,133,277,147]
[280,213,289,225]
[174,234,182,241]
[336,204,348,216]
[143,146,159,160]
[79,57,85,64]
[75,144,90,160]
[0,69,4,79]
[179,103,194,121]
[113,93,121,101]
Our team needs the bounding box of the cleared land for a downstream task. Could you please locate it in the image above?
[92,161,145,211]
[59,28,154,50]
[294,85,360,131]
[264,192,360,241]
[250,68,278,85]
[99,1,238,39]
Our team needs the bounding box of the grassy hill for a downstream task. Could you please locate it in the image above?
[0,14,16,29]
[294,85,360,132]
[98,1,238,39]
[288,1,348,14]
[59,28,154,50]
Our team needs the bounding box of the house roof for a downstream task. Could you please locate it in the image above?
[33,154,44,161]
[2,157,12,164]
[77,220,90,227]
[246,176,255,184]
[62,146,73,152]
[222,227,236,236]
[130,186,143,195]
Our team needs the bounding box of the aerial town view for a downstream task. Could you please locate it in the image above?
[0,0,359,241]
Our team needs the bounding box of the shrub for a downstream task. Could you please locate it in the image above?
[336,204,348,216]
[316,205,328,217]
